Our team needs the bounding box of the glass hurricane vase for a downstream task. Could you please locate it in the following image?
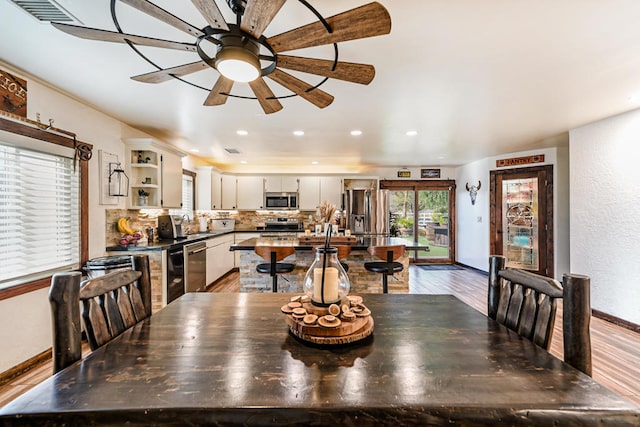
[303,247,350,306]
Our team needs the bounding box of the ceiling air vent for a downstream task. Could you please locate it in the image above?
[9,0,81,23]
[225,148,241,154]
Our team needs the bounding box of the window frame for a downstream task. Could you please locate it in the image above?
[168,169,196,218]
[0,116,91,301]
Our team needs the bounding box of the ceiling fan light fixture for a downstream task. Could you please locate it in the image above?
[215,36,260,83]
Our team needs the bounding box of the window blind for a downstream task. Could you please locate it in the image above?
[169,174,194,219]
[0,143,80,288]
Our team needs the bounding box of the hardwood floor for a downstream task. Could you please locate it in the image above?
[2,266,639,408]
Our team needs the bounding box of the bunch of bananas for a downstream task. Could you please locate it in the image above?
[117,217,137,235]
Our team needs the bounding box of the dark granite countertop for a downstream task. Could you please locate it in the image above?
[231,236,428,251]
[105,228,305,252]
[106,230,235,252]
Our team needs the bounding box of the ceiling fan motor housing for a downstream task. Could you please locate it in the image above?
[214,34,261,81]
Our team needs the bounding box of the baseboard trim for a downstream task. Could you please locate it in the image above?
[454,264,639,334]
[592,309,640,334]
[455,262,488,276]
[0,348,51,386]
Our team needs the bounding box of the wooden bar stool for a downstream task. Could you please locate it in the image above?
[255,246,295,292]
[313,245,352,272]
[364,245,406,293]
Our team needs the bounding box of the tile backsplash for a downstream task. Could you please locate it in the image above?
[105,209,317,246]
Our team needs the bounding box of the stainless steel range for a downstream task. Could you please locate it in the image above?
[264,217,300,231]
[261,217,300,237]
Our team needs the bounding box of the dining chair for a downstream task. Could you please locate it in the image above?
[364,245,406,293]
[488,255,592,376]
[49,254,152,373]
[254,246,295,292]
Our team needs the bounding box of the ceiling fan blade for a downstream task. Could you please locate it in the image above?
[119,0,204,37]
[191,0,229,31]
[267,68,333,109]
[131,61,209,83]
[248,77,283,114]
[203,75,234,106]
[52,22,197,52]
[277,55,375,85]
[267,2,391,53]
[241,0,286,39]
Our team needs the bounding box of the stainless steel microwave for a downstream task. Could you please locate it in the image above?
[264,192,298,210]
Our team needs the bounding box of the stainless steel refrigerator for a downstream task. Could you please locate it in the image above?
[345,189,375,234]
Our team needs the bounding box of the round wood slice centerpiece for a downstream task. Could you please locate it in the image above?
[281,295,374,345]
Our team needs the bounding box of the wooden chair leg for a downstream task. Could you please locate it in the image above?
[563,273,592,376]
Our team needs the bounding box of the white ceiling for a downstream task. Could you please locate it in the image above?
[2,0,640,173]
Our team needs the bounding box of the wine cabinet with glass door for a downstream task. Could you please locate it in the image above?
[490,165,553,277]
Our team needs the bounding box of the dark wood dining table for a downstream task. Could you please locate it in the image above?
[1,293,638,426]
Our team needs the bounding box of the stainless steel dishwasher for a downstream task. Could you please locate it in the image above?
[184,241,206,292]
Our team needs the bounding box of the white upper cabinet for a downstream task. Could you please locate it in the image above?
[320,177,344,208]
[160,149,183,208]
[221,175,237,210]
[264,176,299,193]
[211,170,222,210]
[236,176,264,210]
[196,167,212,211]
[298,176,321,210]
[264,176,280,193]
[196,166,223,210]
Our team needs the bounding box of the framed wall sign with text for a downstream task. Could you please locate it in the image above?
[0,68,27,117]
[421,168,441,178]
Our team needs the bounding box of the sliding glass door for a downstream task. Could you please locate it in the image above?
[383,180,456,264]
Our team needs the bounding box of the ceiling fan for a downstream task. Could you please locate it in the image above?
[52,0,392,114]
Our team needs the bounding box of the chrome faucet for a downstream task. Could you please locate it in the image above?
[182,214,191,224]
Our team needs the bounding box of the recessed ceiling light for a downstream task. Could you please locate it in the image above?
[350,130,362,136]
[293,130,305,136]
[236,130,248,136]
[406,130,418,136]
[240,160,248,164]
[311,161,319,165]
[190,148,199,153]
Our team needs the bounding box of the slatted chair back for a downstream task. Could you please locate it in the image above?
[80,269,146,350]
[488,255,592,376]
[49,254,152,373]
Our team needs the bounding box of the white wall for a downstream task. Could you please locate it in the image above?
[570,109,640,324]
[455,146,570,278]
[455,158,491,270]
[0,67,125,372]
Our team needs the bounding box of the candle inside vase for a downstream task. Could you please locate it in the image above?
[313,267,339,303]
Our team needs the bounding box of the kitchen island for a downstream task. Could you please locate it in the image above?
[231,236,423,293]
